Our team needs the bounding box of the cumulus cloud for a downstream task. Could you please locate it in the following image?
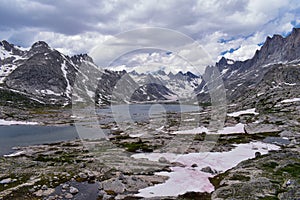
[1,0,300,69]
[89,28,213,74]
[107,50,206,75]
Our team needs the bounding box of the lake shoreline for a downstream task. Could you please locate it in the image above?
[0,103,299,199]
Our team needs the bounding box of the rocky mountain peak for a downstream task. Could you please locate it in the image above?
[217,57,228,66]
[216,57,229,71]
[0,40,14,52]
[71,53,94,65]
[197,27,300,105]
[185,71,199,79]
[29,41,51,55]
[215,28,300,75]
[167,71,174,77]
[0,40,25,57]
[31,41,50,49]
[129,70,139,75]
[156,70,166,76]
[253,28,300,65]
[290,27,300,38]
[173,71,185,79]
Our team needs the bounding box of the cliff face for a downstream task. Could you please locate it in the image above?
[197,28,300,108]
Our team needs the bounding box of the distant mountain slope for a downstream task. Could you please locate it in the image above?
[129,70,203,101]
[0,41,200,106]
[0,40,98,105]
[1,28,300,107]
[197,28,300,109]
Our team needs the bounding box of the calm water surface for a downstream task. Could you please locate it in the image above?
[0,104,200,155]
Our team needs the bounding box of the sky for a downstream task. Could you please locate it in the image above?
[1,0,300,74]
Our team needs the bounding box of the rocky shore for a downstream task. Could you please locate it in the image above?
[0,101,299,199]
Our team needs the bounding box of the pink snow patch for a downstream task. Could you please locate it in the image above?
[132,142,280,198]
[137,167,214,198]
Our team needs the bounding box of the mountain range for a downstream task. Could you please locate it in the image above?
[1,28,300,108]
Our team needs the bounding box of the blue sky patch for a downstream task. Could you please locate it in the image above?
[221,47,240,55]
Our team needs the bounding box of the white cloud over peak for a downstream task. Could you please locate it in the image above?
[1,0,300,71]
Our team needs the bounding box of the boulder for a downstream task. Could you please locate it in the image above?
[101,179,126,194]
[69,186,79,194]
[201,166,217,174]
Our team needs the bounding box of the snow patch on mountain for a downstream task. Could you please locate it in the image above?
[227,108,259,117]
[280,98,300,103]
[129,71,203,100]
[61,61,72,99]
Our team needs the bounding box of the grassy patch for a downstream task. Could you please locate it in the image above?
[229,174,251,181]
[275,163,300,181]
[113,134,131,140]
[0,173,31,192]
[262,161,279,170]
[209,171,229,189]
[218,131,280,145]
[119,140,156,153]
[3,185,40,200]
[178,191,211,200]
[122,142,154,153]
[259,196,279,200]
[33,153,76,164]
[199,102,212,107]
[0,88,43,108]
[35,173,72,188]
[194,133,206,141]
[167,118,179,127]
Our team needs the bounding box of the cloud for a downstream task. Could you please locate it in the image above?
[107,50,198,75]
[0,0,300,67]
[89,28,213,75]
[33,31,112,55]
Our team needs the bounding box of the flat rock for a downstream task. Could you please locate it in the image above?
[244,123,281,134]
[34,188,55,197]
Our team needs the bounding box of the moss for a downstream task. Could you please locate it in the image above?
[218,134,251,145]
[275,163,300,181]
[33,153,76,164]
[100,168,118,181]
[0,173,31,192]
[121,142,154,153]
[167,118,179,127]
[111,130,124,135]
[122,197,143,200]
[200,102,212,107]
[178,191,211,200]
[114,134,131,140]
[274,121,284,125]
[35,172,73,188]
[61,142,81,147]
[3,185,41,200]
[259,196,279,200]
[229,174,251,181]
[0,88,43,108]
[218,131,280,145]
[209,171,229,189]
[194,133,206,141]
[105,190,116,195]
[262,161,279,170]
